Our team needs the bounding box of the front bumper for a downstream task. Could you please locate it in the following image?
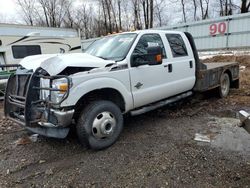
[4,68,73,138]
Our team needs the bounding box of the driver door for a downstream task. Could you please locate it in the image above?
[129,33,169,108]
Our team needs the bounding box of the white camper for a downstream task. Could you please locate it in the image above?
[0,23,81,66]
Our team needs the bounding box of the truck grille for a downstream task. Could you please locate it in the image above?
[4,68,70,127]
[5,69,38,126]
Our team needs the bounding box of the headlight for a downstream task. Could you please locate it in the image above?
[53,81,68,94]
[51,78,71,104]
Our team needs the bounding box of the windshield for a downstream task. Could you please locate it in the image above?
[84,33,137,61]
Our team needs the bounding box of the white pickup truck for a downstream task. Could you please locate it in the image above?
[4,30,239,150]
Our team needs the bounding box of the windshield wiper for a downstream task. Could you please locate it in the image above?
[96,56,109,60]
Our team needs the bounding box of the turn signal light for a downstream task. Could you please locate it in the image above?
[156,54,162,63]
[59,83,68,94]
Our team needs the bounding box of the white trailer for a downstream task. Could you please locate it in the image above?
[0,23,81,66]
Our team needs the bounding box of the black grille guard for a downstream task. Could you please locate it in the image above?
[4,68,71,127]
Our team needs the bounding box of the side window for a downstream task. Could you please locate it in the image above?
[133,34,166,59]
[165,34,188,57]
[12,45,41,59]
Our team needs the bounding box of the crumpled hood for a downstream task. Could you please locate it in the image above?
[20,53,115,75]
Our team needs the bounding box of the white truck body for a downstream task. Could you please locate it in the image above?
[19,30,195,111]
[5,30,239,149]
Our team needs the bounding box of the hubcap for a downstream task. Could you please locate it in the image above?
[221,75,229,96]
[92,112,116,139]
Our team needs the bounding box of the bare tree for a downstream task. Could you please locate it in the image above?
[131,0,142,30]
[200,0,209,19]
[36,0,71,27]
[118,0,122,30]
[192,0,198,20]
[154,0,166,27]
[241,0,250,13]
[13,0,248,39]
[141,0,154,28]
[63,7,74,28]
[181,0,187,22]
[142,0,149,28]
[219,0,234,16]
[104,0,112,33]
[149,0,154,28]
[99,0,108,33]
[16,0,36,25]
[109,0,118,32]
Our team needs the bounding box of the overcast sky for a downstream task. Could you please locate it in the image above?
[0,0,95,24]
[0,0,16,15]
[0,0,19,23]
[0,0,242,26]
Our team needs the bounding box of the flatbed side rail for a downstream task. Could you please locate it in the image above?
[194,62,239,92]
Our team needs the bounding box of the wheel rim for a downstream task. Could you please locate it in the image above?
[221,75,229,96]
[92,111,116,139]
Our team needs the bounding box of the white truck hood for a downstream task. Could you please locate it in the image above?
[19,53,115,75]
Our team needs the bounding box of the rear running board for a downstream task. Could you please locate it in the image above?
[130,91,193,116]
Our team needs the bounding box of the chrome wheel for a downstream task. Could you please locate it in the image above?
[220,73,230,97]
[77,100,123,150]
[92,111,116,139]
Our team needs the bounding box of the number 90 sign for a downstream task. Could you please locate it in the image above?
[209,22,227,35]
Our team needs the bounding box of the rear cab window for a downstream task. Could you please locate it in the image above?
[165,34,188,58]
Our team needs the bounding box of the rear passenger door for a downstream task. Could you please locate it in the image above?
[164,33,196,95]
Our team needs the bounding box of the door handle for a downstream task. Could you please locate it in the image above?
[189,61,193,68]
[168,64,172,72]
[164,64,172,72]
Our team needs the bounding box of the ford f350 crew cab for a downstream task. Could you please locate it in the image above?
[4,30,239,150]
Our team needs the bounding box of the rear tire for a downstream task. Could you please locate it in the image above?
[219,73,230,98]
[76,100,123,150]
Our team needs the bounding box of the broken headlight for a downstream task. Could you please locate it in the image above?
[51,78,71,104]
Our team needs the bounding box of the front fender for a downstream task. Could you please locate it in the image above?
[61,77,134,112]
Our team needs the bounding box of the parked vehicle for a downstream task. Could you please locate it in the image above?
[0,24,81,66]
[0,24,81,98]
[4,30,239,150]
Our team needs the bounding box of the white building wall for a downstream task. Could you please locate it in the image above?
[81,12,250,51]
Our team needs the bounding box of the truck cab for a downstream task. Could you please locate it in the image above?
[4,30,239,150]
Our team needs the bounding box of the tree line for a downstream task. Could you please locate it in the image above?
[15,0,250,39]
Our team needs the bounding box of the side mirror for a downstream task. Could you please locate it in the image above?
[147,46,163,65]
[131,46,163,67]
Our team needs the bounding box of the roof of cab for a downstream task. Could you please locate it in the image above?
[122,29,184,35]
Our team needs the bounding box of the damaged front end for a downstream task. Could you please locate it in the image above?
[4,67,74,138]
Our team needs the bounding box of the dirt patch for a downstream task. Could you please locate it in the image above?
[1,100,250,187]
[201,55,250,67]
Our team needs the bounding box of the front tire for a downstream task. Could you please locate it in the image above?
[219,73,230,98]
[76,100,123,150]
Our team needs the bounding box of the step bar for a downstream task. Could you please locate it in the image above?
[130,91,193,116]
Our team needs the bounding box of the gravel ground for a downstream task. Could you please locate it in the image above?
[1,55,250,187]
[0,95,250,188]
